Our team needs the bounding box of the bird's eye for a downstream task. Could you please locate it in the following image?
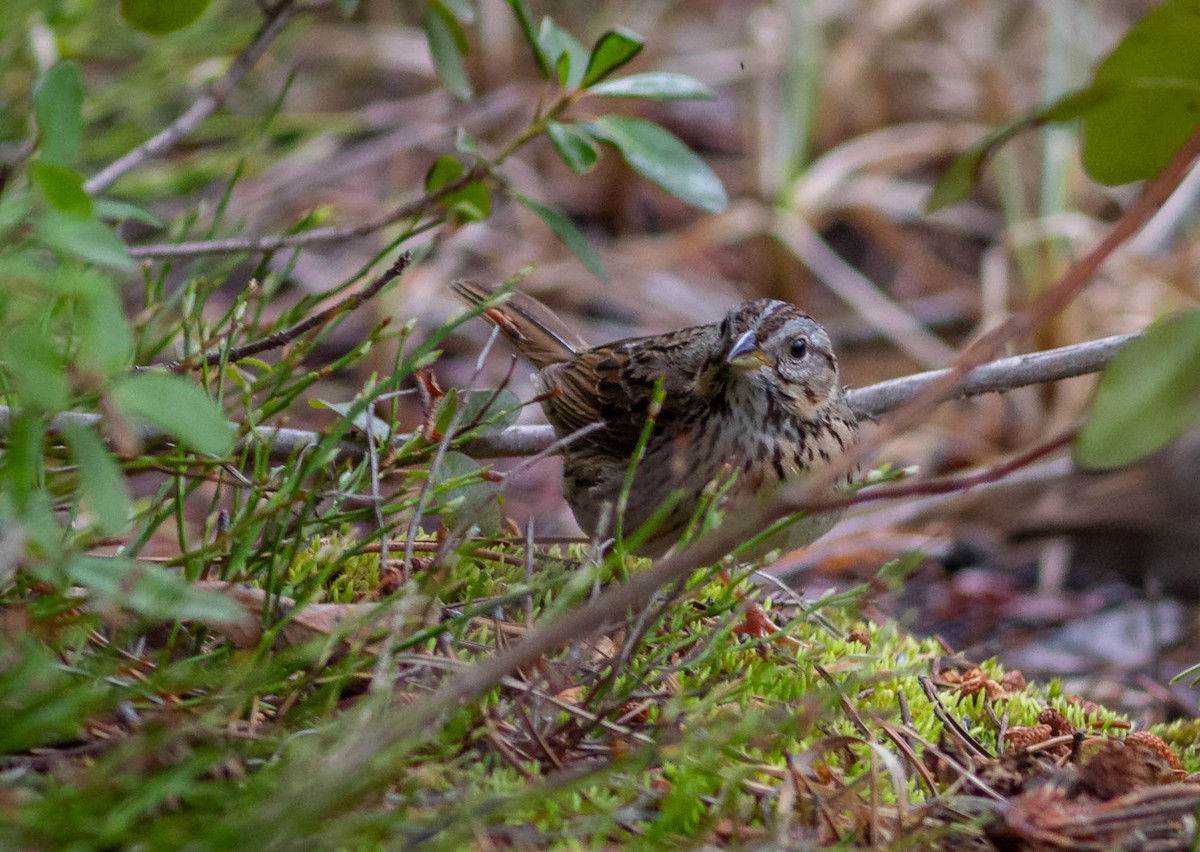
[789,338,808,359]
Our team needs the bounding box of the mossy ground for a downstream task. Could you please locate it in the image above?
[8,534,1184,849]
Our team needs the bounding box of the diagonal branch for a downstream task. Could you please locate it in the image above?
[157,252,411,373]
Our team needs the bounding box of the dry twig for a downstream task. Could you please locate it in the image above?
[159,253,412,373]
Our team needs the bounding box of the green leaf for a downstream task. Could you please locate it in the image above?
[436,388,523,437]
[63,423,131,535]
[35,209,134,271]
[57,266,135,377]
[514,193,607,281]
[587,72,716,101]
[66,555,243,622]
[546,120,599,174]
[455,127,480,155]
[537,18,588,88]
[311,398,395,442]
[33,62,83,167]
[929,0,1200,204]
[121,0,211,33]
[426,154,464,190]
[925,85,1118,212]
[0,639,100,754]
[29,160,91,217]
[1076,311,1200,469]
[111,372,235,456]
[0,324,70,411]
[0,194,33,242]
[94,198,163,227]
[424,155,490,221]
[581,28,644,87]
[438,0,474,20]
[429,451,501,534]
[450,183,491,221]
[505,0,548,76]
[432,0,470,48]
[422,3,472,100]
[3,413,46,512]
[584,115,727,212]
[1081,0,1200,185]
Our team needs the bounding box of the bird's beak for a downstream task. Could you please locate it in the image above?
[726,330,774,370]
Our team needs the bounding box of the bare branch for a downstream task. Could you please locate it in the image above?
[818,428,1077,514]
[848,331,1137,419]
[84,2,297,196]
[4,330,1139,461]
[157,252,411,373]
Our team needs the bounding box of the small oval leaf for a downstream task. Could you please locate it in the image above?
[93,198,164,227]
[448,181,491,222]
[537,18,588,88]
[121,0,211,34]
[587,72,716,101]
[514,193,607,281]
[312,398,396,442]
[425,154,465,191]
[57,265,135,377]
[1080,0,1200,185]
[33,62,83,167]
[0,324,70,411]
[63,423,131,535]
[1076,311,1200,469]
[111,372,235,456]
[585,115,727,212]
[29,161,91,217]
[546,120,600,174]
[438,388,523,436]
[422,4,472,100]
[581,28,644,87]
[430,451,501,534]
[35,210,134,271]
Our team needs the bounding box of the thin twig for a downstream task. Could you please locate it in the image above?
[159,252,411,373]
[918,676,993,759]
[811,428,1077,514]
[84,1,298,196]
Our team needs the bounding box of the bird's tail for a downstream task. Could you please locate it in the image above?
[451,280,588,369]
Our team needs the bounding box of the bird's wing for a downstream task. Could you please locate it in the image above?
[540,324,721,452]
[451,280,588,369]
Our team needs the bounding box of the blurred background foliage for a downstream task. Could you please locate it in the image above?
[2,0,1200,846]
